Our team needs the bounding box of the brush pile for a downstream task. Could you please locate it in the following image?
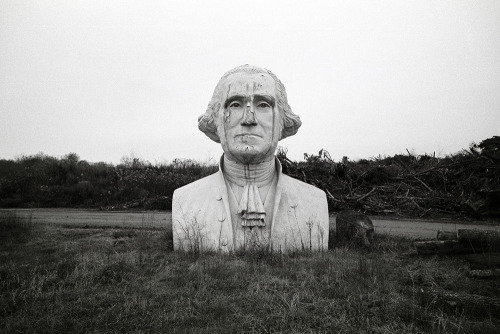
[278,136,500,218]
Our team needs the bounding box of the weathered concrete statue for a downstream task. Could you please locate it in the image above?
[172,64,329,252]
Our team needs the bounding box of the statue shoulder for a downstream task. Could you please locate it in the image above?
[279,173,329,228]
[173,172,220,199]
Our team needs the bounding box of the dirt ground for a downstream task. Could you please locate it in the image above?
[3,208,499,240]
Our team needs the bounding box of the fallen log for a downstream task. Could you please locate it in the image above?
[458,229,500,241]
[414,240,474,255]
[468,269,500,278]
[420,287,500,313]
[436,230,457,240]
[461,253,500,269]
[458,229,500,252]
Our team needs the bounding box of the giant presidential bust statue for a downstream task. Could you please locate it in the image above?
[172,64,328,252]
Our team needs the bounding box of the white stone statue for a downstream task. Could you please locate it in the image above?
[172,64,328,252]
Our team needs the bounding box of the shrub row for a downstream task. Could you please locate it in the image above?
[0,153,216,210]
[0,137,498,217]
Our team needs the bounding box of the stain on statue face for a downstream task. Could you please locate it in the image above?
[219,72,280,164]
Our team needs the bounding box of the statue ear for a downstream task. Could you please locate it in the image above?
[279,110,301,140]
[199,120,221,143]
[198,108,221,143]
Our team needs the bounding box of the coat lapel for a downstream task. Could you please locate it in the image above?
[216,167,234,250]
[270,158,285,243]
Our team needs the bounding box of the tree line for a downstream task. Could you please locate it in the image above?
[1,136,498,218]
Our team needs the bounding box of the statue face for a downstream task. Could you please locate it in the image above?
[218,72,280,164]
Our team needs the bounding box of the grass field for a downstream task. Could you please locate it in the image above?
[1,212,499,333]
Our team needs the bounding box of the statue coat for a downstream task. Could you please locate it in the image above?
[172,158,329,252]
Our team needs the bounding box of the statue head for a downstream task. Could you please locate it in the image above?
[198,64,302,164]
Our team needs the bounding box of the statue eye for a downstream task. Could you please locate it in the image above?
[258,102,271,108]
[229,102,241,108]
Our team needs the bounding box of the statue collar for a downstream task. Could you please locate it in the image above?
[220,155,277,188]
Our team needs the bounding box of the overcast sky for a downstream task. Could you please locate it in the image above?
[1,0,499,165]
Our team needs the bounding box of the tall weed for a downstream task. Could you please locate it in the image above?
[0,211,34,243]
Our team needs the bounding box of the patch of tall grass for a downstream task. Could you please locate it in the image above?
[0,214,498,333]
[0,211,34,243]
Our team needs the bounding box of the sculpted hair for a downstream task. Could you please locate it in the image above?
[198,64,302,143]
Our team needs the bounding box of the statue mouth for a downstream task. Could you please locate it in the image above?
[235,133,262,138]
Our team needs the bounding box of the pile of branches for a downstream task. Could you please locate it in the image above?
[278,136,500,218]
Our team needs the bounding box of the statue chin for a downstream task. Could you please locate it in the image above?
[226,145,276,164]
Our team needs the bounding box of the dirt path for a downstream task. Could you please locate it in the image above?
[3,208,499,239]
[371,218,498,239]
[3,208,170,228]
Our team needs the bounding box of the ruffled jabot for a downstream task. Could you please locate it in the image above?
[223,156,276,227]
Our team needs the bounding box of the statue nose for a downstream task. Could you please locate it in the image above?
[241,104,257,126]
